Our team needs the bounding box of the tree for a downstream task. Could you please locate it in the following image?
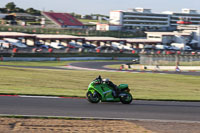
[75,14,81,19]
[70,12,75,17]
[84,15,92,19]
[15,7,25,13]
[70,12,81,19]
[5,2,16,12]
[0,8,7,13]
[26,8,41,15]
[26,8,35,13]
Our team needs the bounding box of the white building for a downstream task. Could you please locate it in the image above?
[110,8,170,31]
[110,8,200,31]
[168,9,200,29]
[145,31,191,45]
[96,23,122,31]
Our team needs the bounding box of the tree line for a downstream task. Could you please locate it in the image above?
[0,2,108,20]
[0,2,41,15]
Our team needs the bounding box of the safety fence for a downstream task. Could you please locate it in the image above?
[140,54,200,66]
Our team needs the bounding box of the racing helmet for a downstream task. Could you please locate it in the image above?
[103,78,109,83]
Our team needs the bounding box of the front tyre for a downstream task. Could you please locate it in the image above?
[120,92,132,104]
[86,91,101,103]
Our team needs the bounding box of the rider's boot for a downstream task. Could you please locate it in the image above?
[112,90,118,98]
[113,90,118,98]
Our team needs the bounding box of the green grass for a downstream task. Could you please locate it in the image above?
[0,66,200,101]
[0,61,80,67]
[0,60,125,67]
[0,115,114,120]
[0,115,87,120]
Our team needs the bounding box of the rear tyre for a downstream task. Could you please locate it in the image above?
[120,92,132,104]
[86,91,101,103]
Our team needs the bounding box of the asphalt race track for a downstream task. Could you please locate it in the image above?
[0,96,200,122]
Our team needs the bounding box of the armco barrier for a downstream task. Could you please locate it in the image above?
[2,57,139,61]
[59,57,113,61]
[0,56,3,61]
[3,57,56,61]
[113,57,138,60]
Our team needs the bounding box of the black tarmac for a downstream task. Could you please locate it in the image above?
[0,96,200,122]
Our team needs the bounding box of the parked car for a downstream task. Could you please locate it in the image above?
[95,46,119,51]
[4,38,27,48]
[0,40,11,48]
[50,42,65,49]
[68,42,83,49]
[82,43,96,49]
[35,41,50,49]
[171,43,193,51]
[144,45,155,50]
[112,42,134,51]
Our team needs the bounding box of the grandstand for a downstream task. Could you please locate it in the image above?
[42,12,84,28]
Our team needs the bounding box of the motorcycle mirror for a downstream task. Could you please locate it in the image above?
[98,75,102,83]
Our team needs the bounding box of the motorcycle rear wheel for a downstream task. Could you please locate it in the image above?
[120,92,132,104]
[86,91,101,103]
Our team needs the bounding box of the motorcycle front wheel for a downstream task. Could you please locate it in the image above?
[86,91,101,103]
[120,92,132,104]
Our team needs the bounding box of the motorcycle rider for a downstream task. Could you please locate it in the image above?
[102,78,119,97]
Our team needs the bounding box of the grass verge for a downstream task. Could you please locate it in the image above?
[0,60,125,67]
[0,61,74,67]
[0,115,86,120]
[0,66,200,101]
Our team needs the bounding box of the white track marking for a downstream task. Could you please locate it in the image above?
[19,95,60,99]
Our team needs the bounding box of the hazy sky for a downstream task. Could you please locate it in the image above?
[1,0,200,15]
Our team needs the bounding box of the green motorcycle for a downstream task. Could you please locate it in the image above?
[86,76,132,104]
